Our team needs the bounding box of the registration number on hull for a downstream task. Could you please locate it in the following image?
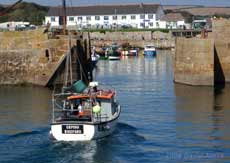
[62,125,84,134]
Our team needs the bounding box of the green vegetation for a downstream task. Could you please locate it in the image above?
[82,28,170,33]
[0,2,48,25]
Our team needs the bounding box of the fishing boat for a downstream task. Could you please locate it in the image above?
[50,81,121,141]
[144,45,157,57]
[107,43,121,60]
[50,38,121,141]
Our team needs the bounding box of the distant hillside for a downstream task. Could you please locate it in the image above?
[163,5,230,18]
[163,5,204,10]
[0,2,49,25]
[177,7,230,17]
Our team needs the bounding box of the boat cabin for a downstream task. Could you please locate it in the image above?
[144,45,156,50]
[53,90,118,123]
[129,49,138,56]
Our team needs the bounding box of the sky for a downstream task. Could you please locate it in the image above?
[1,0,230,7]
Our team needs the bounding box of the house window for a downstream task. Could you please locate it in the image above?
[104,16,109,20]
[148,14,153,19]
[131,15,136,20]
[140,23,145,27]
[113,16,117,20]
[78,16,82,21]
[156,22,159,28]
[86,16,91,20]
[95,16,100,20]
[51,17,56,22]
[149,22,153,27]
[122,15,126,20]
[140,14,145,19]
[69,17,74,21]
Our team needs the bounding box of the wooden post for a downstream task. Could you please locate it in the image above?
[62,0,67,35]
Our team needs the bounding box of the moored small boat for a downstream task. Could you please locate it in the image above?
[108,55,120,60]
[129,49,138,56]
[107,43,121,60]
[121,49,138,57]
[144,45,156,57]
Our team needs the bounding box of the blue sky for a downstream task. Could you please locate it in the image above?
[1,0,230,7]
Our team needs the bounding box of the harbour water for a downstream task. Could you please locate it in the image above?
[0,50,229,163]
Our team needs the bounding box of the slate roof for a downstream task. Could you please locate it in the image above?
[47,4,161,16]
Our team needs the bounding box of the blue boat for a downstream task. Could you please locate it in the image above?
[144,45,157,57]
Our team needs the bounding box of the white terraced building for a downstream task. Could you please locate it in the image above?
[45,4,165,29]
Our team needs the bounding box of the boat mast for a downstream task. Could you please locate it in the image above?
[63,35,73,88]
[62,0,67,35]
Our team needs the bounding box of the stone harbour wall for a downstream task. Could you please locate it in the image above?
[90,31,175,49]
[174,38,214,86]
[174,19,230,86]
[0,28,69,86]
[212,19,230,83]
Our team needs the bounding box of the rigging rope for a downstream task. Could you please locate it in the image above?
[69,35,73,84]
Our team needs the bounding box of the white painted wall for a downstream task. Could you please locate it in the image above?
[159,20,186,29]
[46,13,159,29]
[45,16,60,27]
[177,20,185,27]
[158,21,166,29]
[67,16,77,26]
[45,13,189,30]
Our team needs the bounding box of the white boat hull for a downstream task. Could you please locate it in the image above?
[50,118,118,141]
[108,56,120,60]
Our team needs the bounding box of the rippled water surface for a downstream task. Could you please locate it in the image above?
[0,51,230,163]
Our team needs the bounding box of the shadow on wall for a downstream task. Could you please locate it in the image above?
[76,39,93,84]
[214,45,225,88]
